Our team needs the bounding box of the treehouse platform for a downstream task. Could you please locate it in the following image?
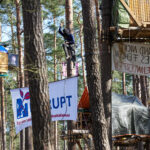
[113,134,150,149]
[111,0,150,40]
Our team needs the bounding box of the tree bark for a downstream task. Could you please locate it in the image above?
[0,22,7,150]
[77,12,86,87]
[24,27,33,150]
[65,0,76,149]
[122,73,127,95]
[0,78,7,150]
[140,76,147,106]
[22,0,52,149]
[94,0,101,52]
[101,0,112,146]
[53,16,58,150]
[15,1,25,150]
[133,75,141,99]
[0,22,2,150]
[10,14,16,54]
[65,0,73,34]
[81,0,110,149]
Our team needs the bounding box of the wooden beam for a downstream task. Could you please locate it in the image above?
[76,140,83,150]
[72,129,90,134]
[119,0,142,27]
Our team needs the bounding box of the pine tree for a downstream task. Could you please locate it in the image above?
[101,0,113,146]
[21,0,53,149]
[81,0,110,149]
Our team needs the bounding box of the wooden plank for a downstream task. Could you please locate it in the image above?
[119,0,142,27]
[72,129,90,134]
[76,140,83,150]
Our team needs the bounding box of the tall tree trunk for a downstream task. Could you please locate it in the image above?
[10,14,17,54]
[133,75,141,99]
[0,78,7,150]
[9,122,14,150]
[81,0,110,150]
[0,22,7,150]
[122,73,127,95]
[65,0,76,149]
[140,76,147,106]
[15,1,25,150]
[65,0,73,34]
[0,80,6,150]
[133,75,136,96]
[77,12,86,87]
[24,42,33,150]
[0,22,2,150]
[94,0,101,52]
[145,77,150,104]
[101,0,112,146]
[22,0,53,149]
[53,16,58,150]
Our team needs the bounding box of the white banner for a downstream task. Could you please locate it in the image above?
[10,88,32,134]
[49,77,78,121]
[112,42,150,76]
[10,77,78,134]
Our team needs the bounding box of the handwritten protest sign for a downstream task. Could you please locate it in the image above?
[112,42,150,76]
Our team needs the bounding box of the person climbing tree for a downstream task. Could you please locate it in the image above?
[58,22,76,64]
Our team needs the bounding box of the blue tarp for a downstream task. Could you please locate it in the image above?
[0,45,8,53]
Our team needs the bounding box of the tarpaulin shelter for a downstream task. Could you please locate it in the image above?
[112,92,150,136]
[0,46,8,73]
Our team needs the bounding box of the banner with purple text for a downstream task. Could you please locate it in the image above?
[10,77,78,133]
[112,42,150,76]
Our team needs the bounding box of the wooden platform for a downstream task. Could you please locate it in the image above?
[111,0,150,40]
[76,111,92,130]
[60,129,91,141]
[110,26,150,41]
[113,134,150,146]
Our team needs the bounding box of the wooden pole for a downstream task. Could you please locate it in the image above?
[65,0,76,150]
[0,77,7,150]
[15,0,25,149]
[122,73,127,95]
[0,22,7,150]
[53,16,58,150]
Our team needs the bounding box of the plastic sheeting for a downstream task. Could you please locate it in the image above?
[112,0,130,28]
[112,92,150,136]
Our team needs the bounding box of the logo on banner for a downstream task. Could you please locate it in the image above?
[17,89,30,119]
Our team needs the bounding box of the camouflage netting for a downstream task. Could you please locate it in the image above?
[112,92,150,136]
